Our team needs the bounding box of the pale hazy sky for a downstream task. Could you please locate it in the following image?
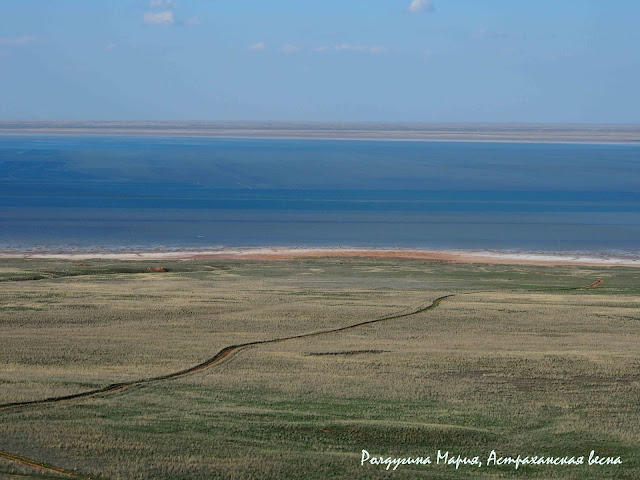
[1,0,639,123]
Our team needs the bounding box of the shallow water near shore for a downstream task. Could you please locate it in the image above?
[1,135,639,254]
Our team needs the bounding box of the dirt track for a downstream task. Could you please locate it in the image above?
[0,296,451,478]
[0,295,451,413]
[0,449,88,479]
[0,275,606,477]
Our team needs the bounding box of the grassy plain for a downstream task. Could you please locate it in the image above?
[0,258,638,479]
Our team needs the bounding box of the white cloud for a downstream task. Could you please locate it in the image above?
[143,10,174,25]
[186,16,202,26]
[104,43,117,51]
[150,0,176,8]
[0,36,38,46]
[248,41,266,51]
[315,44,388,54]
[333,44,367,52]
[408,0,434,13]
[368,45,389,54]
[282,44,301,54]
[144,0,181,26]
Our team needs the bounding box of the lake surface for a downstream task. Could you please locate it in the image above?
[1,136,639,253]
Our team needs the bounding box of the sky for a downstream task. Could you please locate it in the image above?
[1,0,639,123]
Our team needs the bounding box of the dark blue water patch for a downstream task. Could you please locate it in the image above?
[1,196,639,213]
[2,136,639,190]
[1,185,639,213]
[1,136,639,251]
[2,208,639,252]
[3,183,640,202]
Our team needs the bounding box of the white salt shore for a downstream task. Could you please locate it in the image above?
[1,247,639,266]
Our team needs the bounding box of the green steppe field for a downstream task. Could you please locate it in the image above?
[0,258,638,479]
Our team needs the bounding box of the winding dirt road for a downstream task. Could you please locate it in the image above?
[0,295,451,478]
[0,295,451,413]
[0,275,605,477]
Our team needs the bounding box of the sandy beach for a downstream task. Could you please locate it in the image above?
[2,247,639,266]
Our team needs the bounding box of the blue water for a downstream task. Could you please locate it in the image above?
[1,135,639,253]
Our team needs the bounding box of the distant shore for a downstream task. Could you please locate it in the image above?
[2,247,639,266]
[1,121,640,144]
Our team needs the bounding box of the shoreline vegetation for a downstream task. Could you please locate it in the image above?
[1,247,640,266]
[1,121,640,144]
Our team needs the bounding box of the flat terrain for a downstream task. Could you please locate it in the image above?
[1,121,640,143]
[0,258,638,479]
